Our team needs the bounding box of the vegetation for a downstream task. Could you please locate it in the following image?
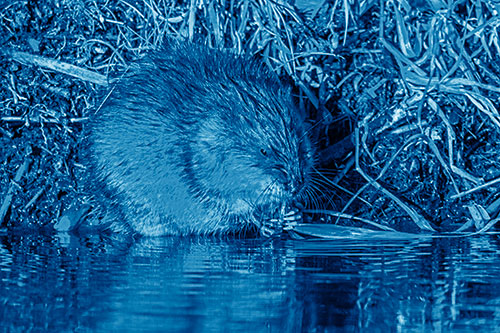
[1,0,499,233]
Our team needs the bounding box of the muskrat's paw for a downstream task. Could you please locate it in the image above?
[259,217,283,237]
[283,209,302,231]
[259,208,303,237]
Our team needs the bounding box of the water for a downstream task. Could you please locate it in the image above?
[1,232,499,332]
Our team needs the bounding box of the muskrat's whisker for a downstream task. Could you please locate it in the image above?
[303,187,314,210]
[302,183,318,211]
[310,177,334,193]
[309,181,340,205]
[310,175,337,188]
[254,177,279,210]
[311,172,372,206]
[309,177,345,210]
[314,169,339,175]
[309,185,325,211]
[298,118,322,144]
[308,177,337,211]
[313,167,339,179]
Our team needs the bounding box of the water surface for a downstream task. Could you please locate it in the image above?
[1,231,499,332]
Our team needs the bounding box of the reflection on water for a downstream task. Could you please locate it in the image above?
[0,231,499,332]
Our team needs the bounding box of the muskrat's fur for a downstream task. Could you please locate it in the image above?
[87,41,314,236]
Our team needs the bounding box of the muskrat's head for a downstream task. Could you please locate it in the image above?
[185,70,315,225]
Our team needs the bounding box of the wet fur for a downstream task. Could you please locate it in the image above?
[87,41,314,236]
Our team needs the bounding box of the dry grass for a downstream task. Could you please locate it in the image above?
[1,0,499,233]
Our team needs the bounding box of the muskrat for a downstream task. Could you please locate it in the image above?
[87,40,314,237]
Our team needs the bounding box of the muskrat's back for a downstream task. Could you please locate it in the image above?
[88,41,314,236]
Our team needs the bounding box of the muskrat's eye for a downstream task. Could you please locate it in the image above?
[260,148,268,156]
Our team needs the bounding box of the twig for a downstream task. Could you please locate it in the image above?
[24,186,46,210]
[0,116,88,124]
[7,49,109,86]
[0,156,31,224]
[304,209,396,231]
[450,177,500,200]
